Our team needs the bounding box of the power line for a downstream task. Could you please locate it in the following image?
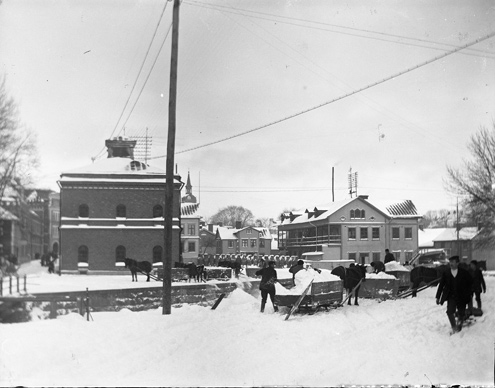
[148,30,495,160]
[92,0,170,161]
[184,0,495,59]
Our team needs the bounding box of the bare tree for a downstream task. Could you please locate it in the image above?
[445,123,495,247]
[0,76,38,198]
[209,205,254,228]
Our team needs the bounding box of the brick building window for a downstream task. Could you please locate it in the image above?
[250,239,256,247]
[405,227,412,239]
[259,240,265,248]
[188,242,196,252]
[360,227,368,240]
[153,246,162,263]
[392,227,400,239]
[372,252,380,261]
[153,205,163,218]
[187,224,195,235]
[116,245,126,263]
[372,227,380,240]
[116,204,126,218]
[348,252,356,261]
[348,227,356,240]
[242,239,248,248]
[228,240,234,248]
[78,245,88,263]
[79,204,89,218]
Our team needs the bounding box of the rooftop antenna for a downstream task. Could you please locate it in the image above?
[348,167,358,198]
[199,171,201,204]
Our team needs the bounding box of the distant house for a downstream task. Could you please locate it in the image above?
[0,188,43,264]
[419,227,495,270]
[199,225,217,257]
[215,225,272,257]
[278,195,422,264]
[180,172,200,263]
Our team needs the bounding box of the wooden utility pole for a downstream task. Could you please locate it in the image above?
[163,0,180,315]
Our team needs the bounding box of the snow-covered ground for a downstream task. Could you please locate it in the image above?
[1,262,494,386]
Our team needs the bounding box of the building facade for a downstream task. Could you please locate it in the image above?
[278,196,421,264]
[215,225,272,257]
[58,137,183,273]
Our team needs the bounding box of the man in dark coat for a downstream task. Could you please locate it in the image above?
[384,249,395,264]
[289,260,305,286]
[469,260,486,310]
[255,260,278,313]
[435,256,473,333]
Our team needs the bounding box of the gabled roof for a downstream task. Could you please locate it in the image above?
[0,206,19,221]
[216,226,239,240]
[280,197,420,226]
[418,228,449,248]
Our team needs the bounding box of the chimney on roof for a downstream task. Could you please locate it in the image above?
[235,221,242,229]
[358,195,369,200]
[105,137,137,159]
[208,224,213,232]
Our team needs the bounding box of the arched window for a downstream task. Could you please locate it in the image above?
[116,245,126,263]
[153,205,163,218]
[361,209,365,219]
[350,209,355,219]
[355,209,361,219]
[116,204,126,218]
[153,246,163,263]
[79,204,89,218]
[78,245,88,263]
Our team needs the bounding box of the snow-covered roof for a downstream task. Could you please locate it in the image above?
[433,227,479,242]
[0,206,19,221]
[418,228,449,248]
[216,226,239,240]
[281,197,420,226]
[418,227,480,247]
[181,203,200,217]
[370,199,419,218]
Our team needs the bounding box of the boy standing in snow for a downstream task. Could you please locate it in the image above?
[469,260,486,311]
[435,256,473,333]
[256,260,278,313]
[289,260,305,286]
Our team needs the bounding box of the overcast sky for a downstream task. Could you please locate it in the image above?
[1,0,494,220]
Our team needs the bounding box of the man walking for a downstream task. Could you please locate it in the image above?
[435,256,473,333]
[384,249,395,263]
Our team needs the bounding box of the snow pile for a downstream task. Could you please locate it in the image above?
[276,268,340,295]
[385,261,410,272]
[366,272,396,279]
[1,276,493,386]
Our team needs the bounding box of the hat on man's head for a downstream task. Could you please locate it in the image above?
[448,255,460,262]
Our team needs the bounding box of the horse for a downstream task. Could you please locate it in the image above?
[124,258,152,282]
[331,264,367,305]
[409,264,449,297]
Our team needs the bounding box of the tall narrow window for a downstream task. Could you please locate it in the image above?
[78,245,88,263]
[116,204,126,218]
[153,205,163,218]
[153,246,162,263]
[360,227,368,240]
[348,227,356,240]
[405,227,412,239]
[116,245,126,263]
[79,204,89,218]
[392,227,400,239]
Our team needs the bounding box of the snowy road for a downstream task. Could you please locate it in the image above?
[1,271,493,386]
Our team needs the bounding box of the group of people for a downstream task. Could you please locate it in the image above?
[436,255,487,333]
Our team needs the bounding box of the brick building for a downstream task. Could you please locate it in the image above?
[57,137,183,273]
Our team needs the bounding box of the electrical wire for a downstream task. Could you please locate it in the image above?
[148,30,495,160]
[184,0,495,59]
[92,0,170,161]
